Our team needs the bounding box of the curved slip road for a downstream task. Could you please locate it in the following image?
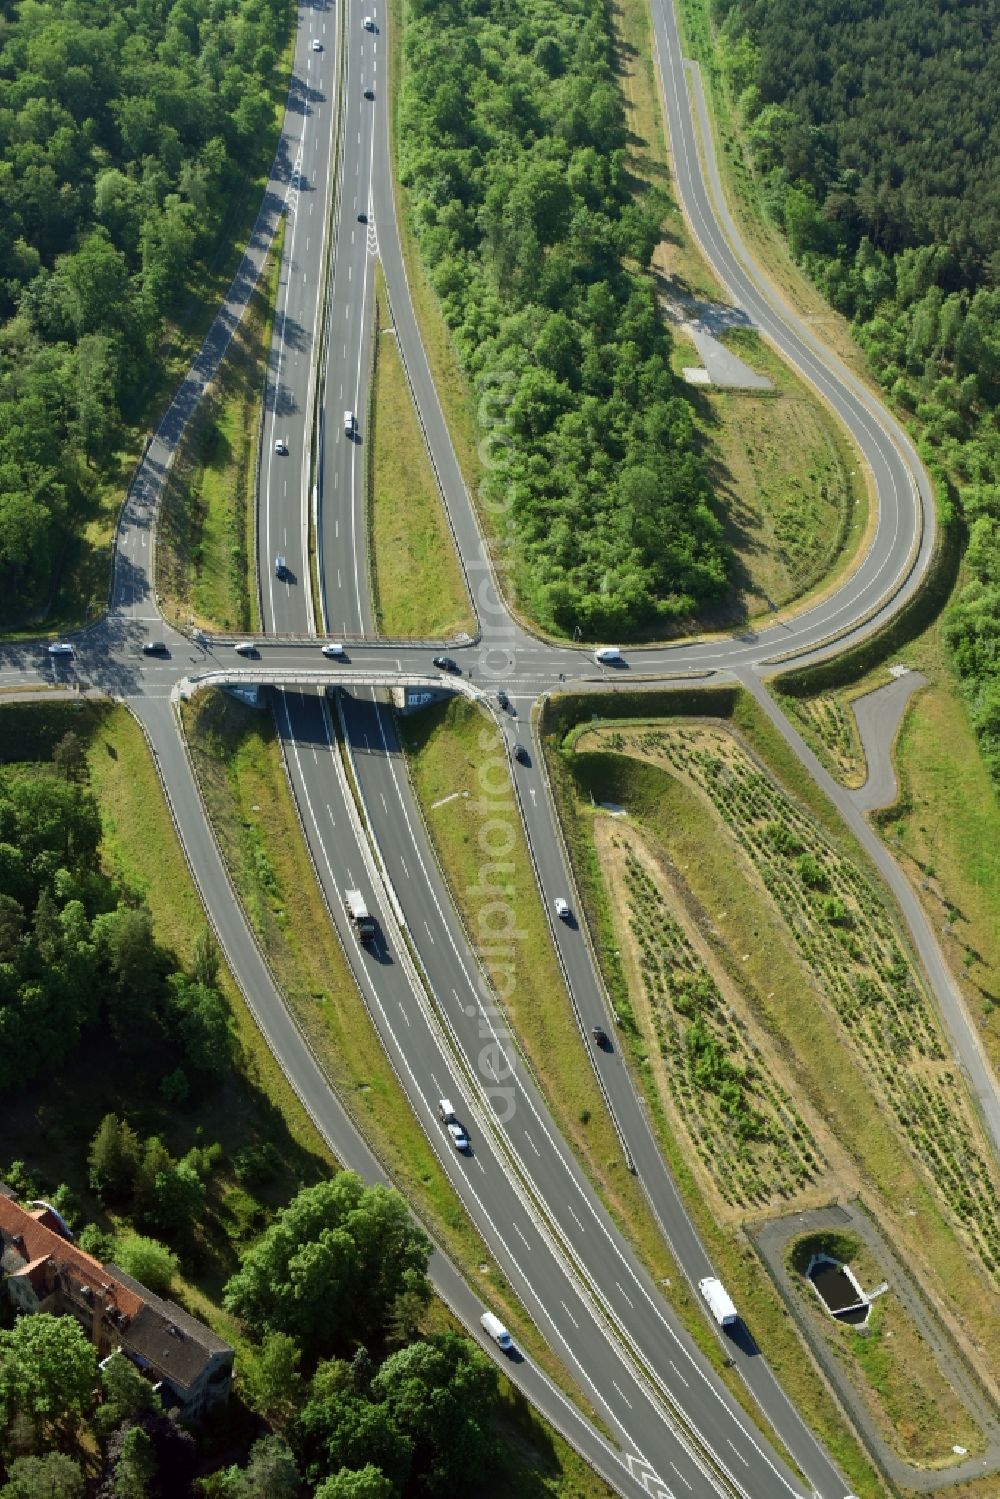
[0,0,976,1492]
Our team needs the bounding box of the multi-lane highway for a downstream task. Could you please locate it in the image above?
[251,8,822,1495]
[246,2,857,1495]
[0,0,972,1493]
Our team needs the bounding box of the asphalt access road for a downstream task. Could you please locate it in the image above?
[0,0,964,1490]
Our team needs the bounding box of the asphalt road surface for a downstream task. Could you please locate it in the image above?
[0,0,980,1493]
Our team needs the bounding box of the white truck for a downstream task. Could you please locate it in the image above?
[699,1276,738,1328]
[480,1311,513,1352]
[344,889,377,943]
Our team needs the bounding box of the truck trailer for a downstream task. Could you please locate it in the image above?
[344,888,377,943]
[699,1276,738,1327]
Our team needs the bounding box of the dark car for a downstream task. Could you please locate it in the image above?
[591,1026,610,1050]
[364,87,375,99]
[497,688,509,710]
[142,640,168,656]
[433,655,459,672]
[513,743,529,765]
[358,211,368,223]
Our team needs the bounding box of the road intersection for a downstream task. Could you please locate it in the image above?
[0,0,979,1494]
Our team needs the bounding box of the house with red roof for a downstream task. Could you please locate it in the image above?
[0,1186,233,1420]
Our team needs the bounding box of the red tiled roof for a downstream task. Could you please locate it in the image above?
[27,1207,65,1234]
[0,1196,143,1322]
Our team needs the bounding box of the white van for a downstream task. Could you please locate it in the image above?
[480,1311,513,1352]
[594,646,623,665]
[344,409,355,434]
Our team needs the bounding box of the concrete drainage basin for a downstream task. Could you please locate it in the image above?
[807,1254,870,1326]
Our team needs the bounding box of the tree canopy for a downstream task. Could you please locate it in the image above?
[223,1175,432,1356]
[0,1314,97,1449]
[0,0,289,622]
[714,0,1000,789]
[0,758,232,1095]
[715,0,1000,281]
[398,0,730,633]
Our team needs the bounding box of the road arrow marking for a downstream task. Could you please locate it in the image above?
[624,1452,674,1498]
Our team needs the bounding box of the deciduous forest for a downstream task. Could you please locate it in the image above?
[0,725,517,1495]
[399,0,730,635]
[712,0,1000,782]
[0,0,287,623]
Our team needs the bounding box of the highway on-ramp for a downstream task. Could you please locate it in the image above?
[0,0,976,1493]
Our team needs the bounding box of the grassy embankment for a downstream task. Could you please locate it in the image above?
[368,265,473,637]
[672,0,1000,1286]
[542,687,1000,1497]
[0,696,612,1498]
[786,1231,984,1470]
[0,698,332,1354]
[577,721,997,1468]
[157,223,284,634]
[40,1,298,637]
[772,619,1000,1093]
[686,326,870,621]
[179,688,616,1447]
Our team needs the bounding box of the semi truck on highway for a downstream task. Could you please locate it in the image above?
[344,888,377,943]
[699,1276,738,1328]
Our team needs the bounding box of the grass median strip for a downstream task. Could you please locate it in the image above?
[157,224,284,633]
[178,687,612,1435]
[369,266,473,638]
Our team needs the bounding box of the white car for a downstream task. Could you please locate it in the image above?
[554,897,570,920]
[344,409,355,434]
[47,642,74,657]
[322,642,347,658]
[363,15,375,29]
[274,437,288,455]
[311,37,322,50]
[234,641,257,656]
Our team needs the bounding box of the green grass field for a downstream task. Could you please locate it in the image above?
[772,614,1000,1093]
[157,224,284,633]
[784,1229,985,1470]
[369,268,473,638]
